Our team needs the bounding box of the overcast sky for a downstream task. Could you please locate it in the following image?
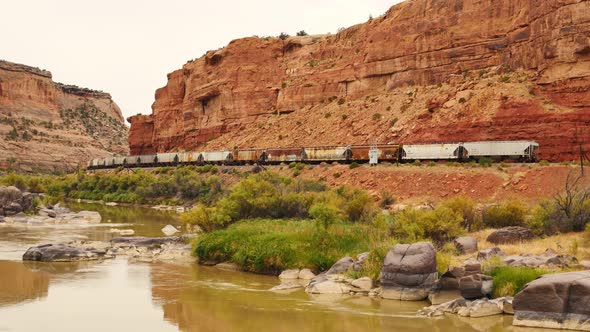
[2,0,403,123]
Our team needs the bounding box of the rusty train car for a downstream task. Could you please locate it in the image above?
[87,141,539,170]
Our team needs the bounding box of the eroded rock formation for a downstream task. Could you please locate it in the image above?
[129,0,590,161]
[0,60,128,172]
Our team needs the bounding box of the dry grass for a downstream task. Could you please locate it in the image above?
[449,229,590,266]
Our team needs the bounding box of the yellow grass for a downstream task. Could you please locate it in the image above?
[449,229,590,267]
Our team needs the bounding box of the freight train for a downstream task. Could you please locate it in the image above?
[87,141,539,170]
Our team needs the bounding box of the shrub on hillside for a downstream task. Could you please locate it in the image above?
[441,196,481,231]
[483,201,528,228]
[393,206,464,245]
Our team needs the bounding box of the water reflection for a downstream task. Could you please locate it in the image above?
[0,261,49,307]
[149,263,514,332]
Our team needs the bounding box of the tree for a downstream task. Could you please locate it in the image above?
[279,32,289,40]
[553,172,590,232]
[310,203,339,231]
[296,30,308,36]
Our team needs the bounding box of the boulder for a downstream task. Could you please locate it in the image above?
[580,261,590,269]
[463,258,482,275]
[477,247,505,261]
[419,297,512,318]
[0,186,22,207]
[3,202,23,216]
[298,268,316,280]
[325,256,354,275]
[22,244,112,262]
[306,276,351,294]
[20,192,34,211]
[111,236,185,247]
[504,249,577,268]
[513,271,590,331]
[428,267,464,305]
[487,226,535,245]
[161,224,179,236]
[279,269,300,279]
[351,277,373,291]
[454,236,478,254]
[458,299,503,318]
[380,242,438,301]
[353,252,369,272]
[459,273,493,299]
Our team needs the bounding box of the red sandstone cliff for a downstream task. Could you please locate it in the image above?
[0,60,128,172]
[129,0,590,161]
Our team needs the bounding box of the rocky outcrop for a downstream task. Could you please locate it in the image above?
[4,205,101,224]
[513,271,590,331]
[0,60,128,172]
[454,237,478,254]
[0,186,33,216]
[503,248,578,268]
[420,297,514,318]
[129,0,590,162]
[22,243,112,262]
[380,242,438,301]
[487,226,536,244]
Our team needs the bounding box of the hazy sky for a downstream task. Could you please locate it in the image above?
[2,0,403,123]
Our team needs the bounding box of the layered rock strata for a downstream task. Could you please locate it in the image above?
[0,60,128,172]
[129,0,590,161]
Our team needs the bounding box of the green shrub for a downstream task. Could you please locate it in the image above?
[309,202,340,231]
[436,252,452,276]
[483,201,528,228]
[349,162,360,170]
[427,161,436,167]
[489,266,547,297]
[478,157,493,167]
[194,219,372,274]
[393,206,464,245]
[539,160,550,166]
[413,160,422,167]
[441,196,481,231]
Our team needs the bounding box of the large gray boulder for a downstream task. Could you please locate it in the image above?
[325,256,354,275]
[380,242,438,300]
[513,271,590,331]
[22,244,112,262]
[454,236,478,254]
[487,226,535,245]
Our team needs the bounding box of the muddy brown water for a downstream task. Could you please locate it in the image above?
[0,203,547,331]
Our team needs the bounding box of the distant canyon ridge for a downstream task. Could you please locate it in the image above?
[0,60,128,172]
[129,0,590,162]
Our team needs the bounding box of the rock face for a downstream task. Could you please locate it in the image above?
[22,244,112,262]
[487,226,536,244]
[513,271,590,331]
[129,0,590,162]
[380,242,438,301]
[0,60,128,172]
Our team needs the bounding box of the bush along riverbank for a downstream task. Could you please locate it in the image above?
[184,170,590,331]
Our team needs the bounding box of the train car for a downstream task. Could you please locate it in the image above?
[104,157,115,168]
[304,146,349,162]
[113,157,127,167]
[178,152,201,164]
[129,154,157,166]
[462,141,539,161]
[349,144,401,163]
[200,151,233,164]
[156,153,178,165]
[266,148,305,163]
[401,143,464,161]
[234,149,266,164]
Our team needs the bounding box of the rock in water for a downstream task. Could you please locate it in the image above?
[454,237,478,254]
[487,226,535,245]
[22,244,112,262]
[298,269,316,280]
[380,242,437,301]
[513,271,590,331]
[161,225,179,236]
[279,269,300,279]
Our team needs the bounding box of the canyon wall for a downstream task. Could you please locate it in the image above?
[129,0,590,161]
[0,60,128,172]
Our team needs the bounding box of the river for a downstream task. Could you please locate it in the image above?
[0,203,542,331]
